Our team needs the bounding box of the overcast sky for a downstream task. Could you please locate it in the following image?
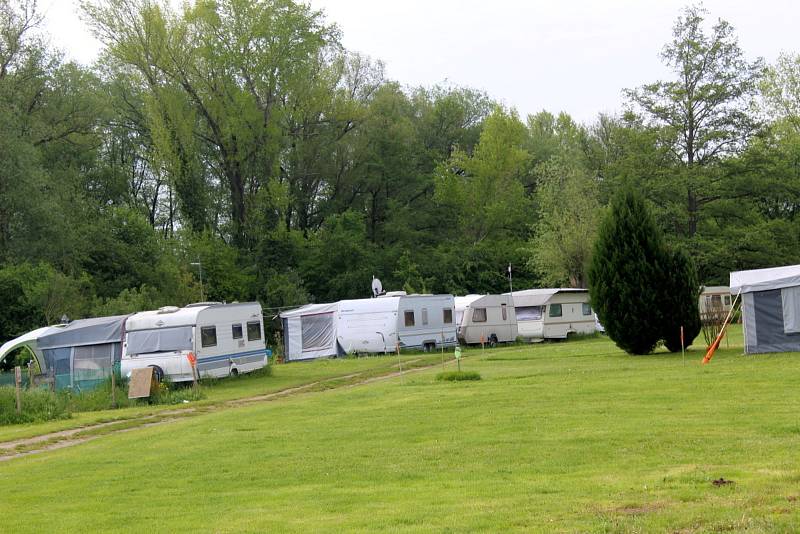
[42,0,799,124]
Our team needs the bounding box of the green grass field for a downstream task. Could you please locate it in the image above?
[2,328,800,532]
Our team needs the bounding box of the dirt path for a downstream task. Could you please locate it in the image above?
[0,357,448,462]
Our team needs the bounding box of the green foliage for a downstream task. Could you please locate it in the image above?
[589,187,667,355]
[661,249,702,352]
[436,370,481,381]
[529,157,601,287]
[0,386,71,425]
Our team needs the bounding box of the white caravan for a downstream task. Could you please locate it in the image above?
[506,289,595,340]
[383,293,457,352]
[454,294,517,345]
[280,293,458,360]
[122,302,267,382]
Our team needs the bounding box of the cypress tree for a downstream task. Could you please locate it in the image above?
[661,248,702,352]
[588,186,666,355]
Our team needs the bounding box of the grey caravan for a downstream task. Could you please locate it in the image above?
[454,294,517,345]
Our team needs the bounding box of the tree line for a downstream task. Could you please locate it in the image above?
[1,0,799,343]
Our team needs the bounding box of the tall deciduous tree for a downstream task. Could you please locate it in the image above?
[625,4,764,237]
[529,157,600,288]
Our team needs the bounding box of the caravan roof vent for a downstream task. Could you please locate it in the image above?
[185,301,222,308]
[157,306,180,314]
[381,291,407,297]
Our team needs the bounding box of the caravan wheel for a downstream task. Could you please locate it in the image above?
[230,367,239,378]
[489,334,498,347]
[149,366,164,383]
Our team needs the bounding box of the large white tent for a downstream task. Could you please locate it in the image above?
[731,265,800,354]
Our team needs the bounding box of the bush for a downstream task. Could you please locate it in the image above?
[661,249,702,352]
[589,186,667,355]
[0,386,71,425]
[436,371,482,382]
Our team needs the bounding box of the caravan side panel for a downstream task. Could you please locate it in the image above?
[541,293,596,339]
[337,299,399,354]
[397,295,458,350]
[195,304,267,378]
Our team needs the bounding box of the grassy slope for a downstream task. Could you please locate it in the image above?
[2,329,800,532]
[0,353,443,443]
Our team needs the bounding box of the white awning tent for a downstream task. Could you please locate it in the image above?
[280,303,341,361]
[731,265,800,354]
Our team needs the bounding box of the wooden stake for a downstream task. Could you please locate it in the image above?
[111,364,117,409]
[14,366,22,415]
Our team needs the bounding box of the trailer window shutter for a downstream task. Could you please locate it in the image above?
[404,311,415,327]
[781,286,800,334]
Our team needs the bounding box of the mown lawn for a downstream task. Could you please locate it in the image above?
[2,328,800,532]
[0,352,444,443]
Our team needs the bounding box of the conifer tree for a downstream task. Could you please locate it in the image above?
[588,186,666,355]
[661,249,702,352]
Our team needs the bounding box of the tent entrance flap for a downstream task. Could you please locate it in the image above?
[781,286,800,334]
[301,313,335,351]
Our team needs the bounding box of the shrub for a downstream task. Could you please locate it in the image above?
[436,371,482,382]
[588,186,667,355]
[661,248,702,352]
[0,386,71,425]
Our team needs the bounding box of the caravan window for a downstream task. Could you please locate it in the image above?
[516,306,542,321]
[247,321,262,341]
[422,308,429,326]
[201,326,217,348]
[582,303,592,316]
[443,309,453,324]
[200,326,217,347]
[232,324,243,339]
[404,311,415,327]
[501,304,508,321]
[127,326,193,355]
[724,295,731,306]
[472,308,487,322]
[549,304,562,318]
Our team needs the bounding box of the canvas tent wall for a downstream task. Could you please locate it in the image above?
[506,288,595,340]
[280,303,341,361]
[0,315,128,390]
[731,265,800,354]
[454,294,517,344]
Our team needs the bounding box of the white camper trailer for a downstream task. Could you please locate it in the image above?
[507,288,595,340]
[393,294,458,351]
[280,293,458,360]
[122,302,267,382]
[454,294,517,345]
